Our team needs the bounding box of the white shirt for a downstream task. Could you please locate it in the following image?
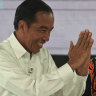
[0,33,87,96]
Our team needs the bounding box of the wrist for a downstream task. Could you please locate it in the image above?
[68,61,76,71]
[76,68,88,76]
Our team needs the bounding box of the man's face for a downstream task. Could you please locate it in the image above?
[21,12,54,53]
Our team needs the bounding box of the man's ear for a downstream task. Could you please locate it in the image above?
[18,20,28,33]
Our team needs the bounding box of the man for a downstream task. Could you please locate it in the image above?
[0,0,94,96]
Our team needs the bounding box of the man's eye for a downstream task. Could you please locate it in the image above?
[39,30,46,33]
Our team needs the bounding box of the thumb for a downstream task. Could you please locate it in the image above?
[68,41,74,56]
[69,41,74,51]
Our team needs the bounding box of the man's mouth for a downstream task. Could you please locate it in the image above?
[38,41,45,48]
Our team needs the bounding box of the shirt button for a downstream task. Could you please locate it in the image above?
[28,68,33,74]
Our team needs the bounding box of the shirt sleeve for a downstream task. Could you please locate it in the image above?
[61,69,88,96]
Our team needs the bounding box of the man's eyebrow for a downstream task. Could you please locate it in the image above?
[39,26,48,29]
[38,26,54,31]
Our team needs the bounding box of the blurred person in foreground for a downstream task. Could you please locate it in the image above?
[0,0,94,96]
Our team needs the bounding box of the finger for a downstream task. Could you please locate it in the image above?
[80,29,89,48]
[68,41,74,55]
[69,41,74,51]
[84,32,92,49]
[87,38,94,51]
[68,41,74,58]
[76,31,85,48]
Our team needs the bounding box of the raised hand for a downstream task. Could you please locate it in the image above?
[68,29,94,76]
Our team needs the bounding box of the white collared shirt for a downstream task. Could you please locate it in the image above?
[0,33,87,96]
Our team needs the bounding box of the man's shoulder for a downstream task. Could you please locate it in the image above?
[0,39,14,57]
[0,39,9,47]
[0,40,17,68]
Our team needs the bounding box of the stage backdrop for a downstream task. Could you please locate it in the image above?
[0,0,96,55]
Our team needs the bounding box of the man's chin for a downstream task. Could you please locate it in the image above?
[32,48,41,54]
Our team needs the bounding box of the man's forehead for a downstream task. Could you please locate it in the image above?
[35,11,54,21]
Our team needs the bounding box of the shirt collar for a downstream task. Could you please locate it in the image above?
[8,33,27,59]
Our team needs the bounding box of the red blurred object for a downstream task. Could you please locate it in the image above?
[89,57,96,96]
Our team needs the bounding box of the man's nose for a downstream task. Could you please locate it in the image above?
[43,32,50,41]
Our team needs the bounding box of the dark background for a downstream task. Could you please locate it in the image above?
[52,55,96,96]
